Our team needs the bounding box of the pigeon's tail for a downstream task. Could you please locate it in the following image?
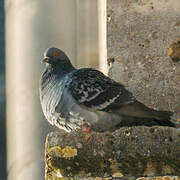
[116,115,176,128]
[116,101,175,128]
[149,110,175,127]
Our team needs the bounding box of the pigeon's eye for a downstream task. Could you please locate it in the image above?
[53,51,59,57]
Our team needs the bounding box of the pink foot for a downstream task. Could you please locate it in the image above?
[82,127,91,133]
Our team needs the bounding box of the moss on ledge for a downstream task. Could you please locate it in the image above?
[45,126,180,179]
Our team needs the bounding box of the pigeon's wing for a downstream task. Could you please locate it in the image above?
[68,68,135,111]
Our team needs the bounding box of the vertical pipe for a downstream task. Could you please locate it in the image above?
[98,0,107,74]
[5,0,76,179]
[76,0,99,69]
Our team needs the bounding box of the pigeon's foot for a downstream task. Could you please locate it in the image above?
[83,127,91,133]
[80,124,91,133]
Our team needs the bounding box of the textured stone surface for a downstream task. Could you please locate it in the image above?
[45,127,180,179]
[107,0,180,125]
[137,177,180,180]
[45,176,179,180]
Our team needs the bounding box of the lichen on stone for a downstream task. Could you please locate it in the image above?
[46,146,77,159]
[45,127,180,178]
[168,41,180,62]
[61,146,77,159]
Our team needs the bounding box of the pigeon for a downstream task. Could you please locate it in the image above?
[39,47,175,132]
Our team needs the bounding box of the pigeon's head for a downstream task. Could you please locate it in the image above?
[42,47,74,72]
[42,47,68,64]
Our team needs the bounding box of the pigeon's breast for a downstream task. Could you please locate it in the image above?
[40,73,95,131]
[40,74,65,125]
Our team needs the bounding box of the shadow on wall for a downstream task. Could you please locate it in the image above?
[0,0,7,179]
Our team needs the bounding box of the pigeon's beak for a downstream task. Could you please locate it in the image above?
[42,57,50,63]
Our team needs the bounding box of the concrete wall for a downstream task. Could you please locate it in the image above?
[107,0,180,123]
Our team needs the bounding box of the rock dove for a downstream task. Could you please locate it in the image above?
[39,47,175,132]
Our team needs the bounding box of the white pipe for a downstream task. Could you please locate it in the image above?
[98,0,107,74]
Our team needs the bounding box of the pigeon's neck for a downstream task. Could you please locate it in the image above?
[41,66,70,91]
[47,61,75,77]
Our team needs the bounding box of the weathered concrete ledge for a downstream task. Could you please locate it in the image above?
[45,126,180,179]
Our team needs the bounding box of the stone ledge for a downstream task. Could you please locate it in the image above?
[45,126,180,179]
[45,176,179,180]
